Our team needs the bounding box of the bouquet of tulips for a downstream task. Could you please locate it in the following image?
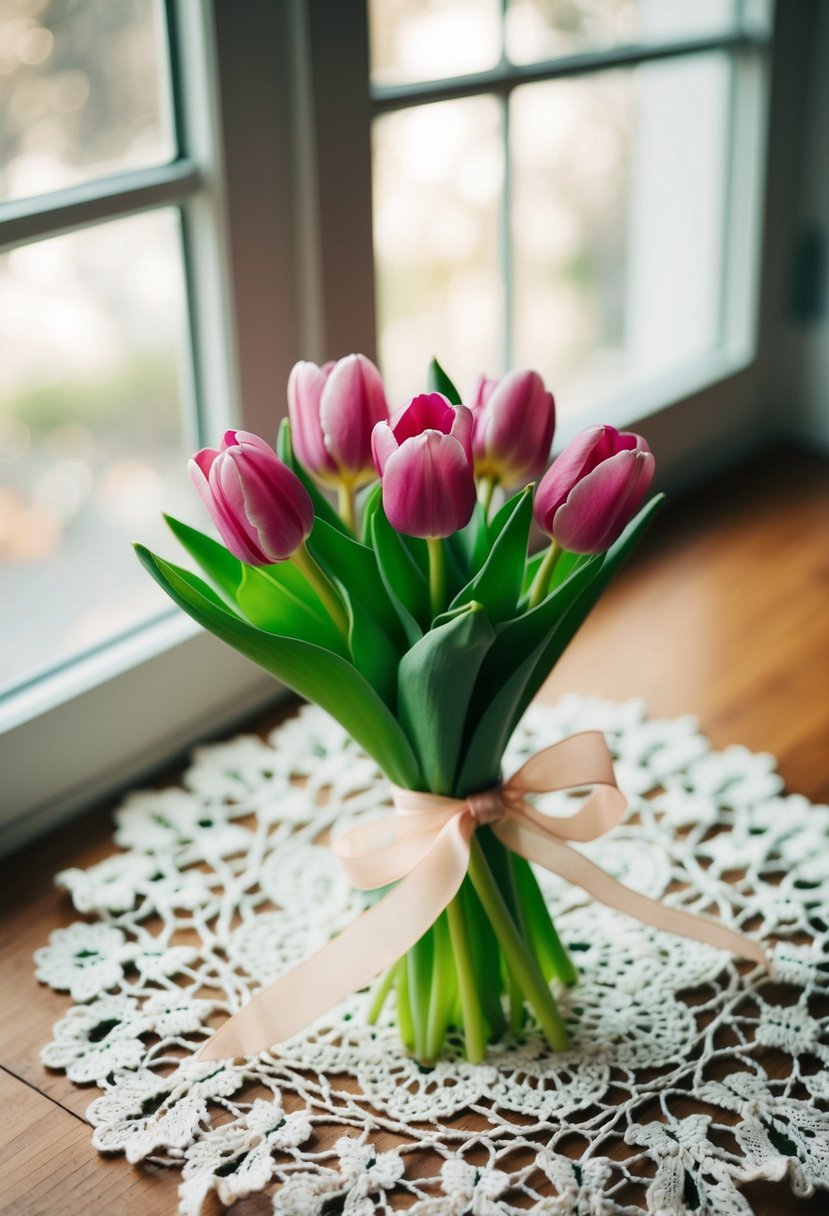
[137,354,660,1064]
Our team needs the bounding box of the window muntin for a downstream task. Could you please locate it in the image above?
[369,3,771,424]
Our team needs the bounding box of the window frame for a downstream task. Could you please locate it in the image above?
[0,0,311,853]
[0,0,780,853]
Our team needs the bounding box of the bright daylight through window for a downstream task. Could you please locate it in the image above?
[0,0,198,692]
[370,0,768,417]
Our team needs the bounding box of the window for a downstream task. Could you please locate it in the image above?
[367,0,773,430]
[0,1,776,851]
[0,1,295,850]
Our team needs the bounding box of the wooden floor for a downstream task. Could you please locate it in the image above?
[1,446,827,1215]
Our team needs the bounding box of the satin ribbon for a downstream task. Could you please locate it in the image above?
[198,731,768,1061]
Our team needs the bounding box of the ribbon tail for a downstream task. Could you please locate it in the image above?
[197,813,474,1061]
[496,817,770,970]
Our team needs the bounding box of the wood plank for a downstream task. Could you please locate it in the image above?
[0,1068,177,1216]
[1,446,827,1212]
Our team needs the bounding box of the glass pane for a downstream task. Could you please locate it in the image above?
[369,0,501,85]
[373,95,504,407]
[0,208,196,692]
[507,0,738,64]
[511,53,731,420]
[0,0,173,203]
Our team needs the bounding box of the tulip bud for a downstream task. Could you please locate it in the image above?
[189,429,314,565]
[470,368,555,486]
[534,425,655,554]
[371,393,477,539]
[288,353,389,490]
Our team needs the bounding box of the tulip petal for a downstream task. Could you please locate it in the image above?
[382,432,476,539]
[288,361,338,484]
[206,456,269,564]
[390,392,456,444]
[371,418,399,476]
[533,426,607,532]
[553,449,655,554]
[320,353,388,482]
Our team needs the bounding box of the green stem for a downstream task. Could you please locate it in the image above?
[461,878,506,1041]
[291,542,350,638]
[527,540,564,610]
[337,481,357,533]
[446,891,487,1063]
[367,963,397,1024]
[426,536,447,620]
[512,855,578,986]
[425,913,454,1059]
[467,837,569,1050]
[408,929,433,1061]
[395,960,415,1052]
[477,475,496,518]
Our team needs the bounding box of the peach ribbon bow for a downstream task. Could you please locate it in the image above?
[198,731,768,1061]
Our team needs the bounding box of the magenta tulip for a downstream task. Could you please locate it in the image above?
[534,425,655,554]
[371,393,476,539]
[287,353,389,491]
[190,429,314,565]
[470,368,555,486]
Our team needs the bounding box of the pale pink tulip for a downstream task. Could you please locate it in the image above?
[534,425,655,554]
[288,353,388,489]
[470,368,555,485]
[190,429,313,564]
[371,393,476,538]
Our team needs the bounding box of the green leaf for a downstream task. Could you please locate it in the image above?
[427,357,461,404]
[135,544,422,788]
[449,501,487,579]
[456,556,603,793]
[360,480,383,545]
[237,564,348,654]
[308,516,404,649]
[163,514,243,605]
[276,417,350,536]
[370,504,429,646]
[450,486,532,624]
[511,493,666,724]
[340,578,399,709]
[397,601,495,795]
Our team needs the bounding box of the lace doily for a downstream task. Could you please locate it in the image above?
[36,696,829,1215]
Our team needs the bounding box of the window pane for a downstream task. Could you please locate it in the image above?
[373,95,504,406]
[0,208,195,692]
[507,0,738,64]
[511,53,731,419]
[0,0,173,203]
[369,0,501,86]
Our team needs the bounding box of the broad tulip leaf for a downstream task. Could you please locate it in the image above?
[397,601,495,795]
[163,514,243,605]
[456,557,602,793]
[135,544,422,789]
[237,565,348,654]
[308,516,404,649]
[511,492,666,725]
[450,485,532,624]
[276,418,349,536]
[449,501,487,580]
[427,357,461,405]
[360,480,383,545]
[340,578,399,709]
[370,504,429,645]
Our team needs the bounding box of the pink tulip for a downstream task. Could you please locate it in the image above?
[534,425,655,554]
[371,393,477,538]
[287,353,389,489]
[190,430,314,565]
[470,369,555,485]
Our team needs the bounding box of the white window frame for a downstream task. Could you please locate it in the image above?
[0,0,781,853]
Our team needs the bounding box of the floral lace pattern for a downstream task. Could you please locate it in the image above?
[36,697,829,1214]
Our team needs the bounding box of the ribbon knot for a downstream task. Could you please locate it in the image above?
[197,730,770,1061]
[466,787,507,826]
